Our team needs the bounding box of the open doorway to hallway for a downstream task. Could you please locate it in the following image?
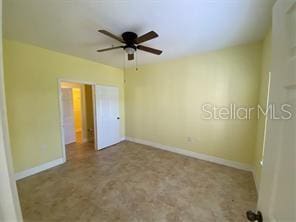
[60,81,95,160]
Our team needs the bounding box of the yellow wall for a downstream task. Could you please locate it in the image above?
[125,43,262,165]
[254,30,272,191]
[4,38,265,173]
[72,88,82,133]
[3,40,125,173]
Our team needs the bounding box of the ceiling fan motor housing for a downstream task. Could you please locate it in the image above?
[122,31,138,45]
[122,32,138,54]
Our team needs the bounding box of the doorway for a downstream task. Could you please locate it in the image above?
[59,80,122,161]
[60,81,96,160]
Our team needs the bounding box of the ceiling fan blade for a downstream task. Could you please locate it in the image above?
[137,45,162,55]
[96,46,123,52]
[135,31,158,44]
[128,54,134,60]
[98,30,124,43]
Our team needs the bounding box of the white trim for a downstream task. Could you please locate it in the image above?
[57,78,120,88]
[261,71,272,167]
[58,78,97,86]
[0,0,23,219]
[57,80,67,162]
[252,71,272,192]
[126,137,253,172]
[15,158,64,181]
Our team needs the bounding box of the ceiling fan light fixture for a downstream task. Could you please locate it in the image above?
[124,46,136,55]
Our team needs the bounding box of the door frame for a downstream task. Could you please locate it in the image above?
[0,0,23,219]
[58,78,98,162]
[57,78,121,161]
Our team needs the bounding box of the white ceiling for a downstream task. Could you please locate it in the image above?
[4,0,275,68]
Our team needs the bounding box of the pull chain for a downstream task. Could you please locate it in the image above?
[123,51,127,83]
[135,50,138,71]
[124,51,127,71]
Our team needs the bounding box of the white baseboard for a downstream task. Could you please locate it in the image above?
[15,138,253,180]
[15,158,64,181]
[125,137,253,172]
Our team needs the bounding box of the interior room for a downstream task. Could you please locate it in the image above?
[0,0,295,222]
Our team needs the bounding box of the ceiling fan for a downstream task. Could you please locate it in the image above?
[97,30,162,60]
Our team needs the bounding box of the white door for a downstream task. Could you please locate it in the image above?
[95,85,121,149]
[257,1,296,221]
[61,88,75,144]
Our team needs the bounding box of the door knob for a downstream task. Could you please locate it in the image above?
[246,211,263,222]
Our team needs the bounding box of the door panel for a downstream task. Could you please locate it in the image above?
[257,1,296,221]
[62,88,75,144]
[95,85,121,149]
